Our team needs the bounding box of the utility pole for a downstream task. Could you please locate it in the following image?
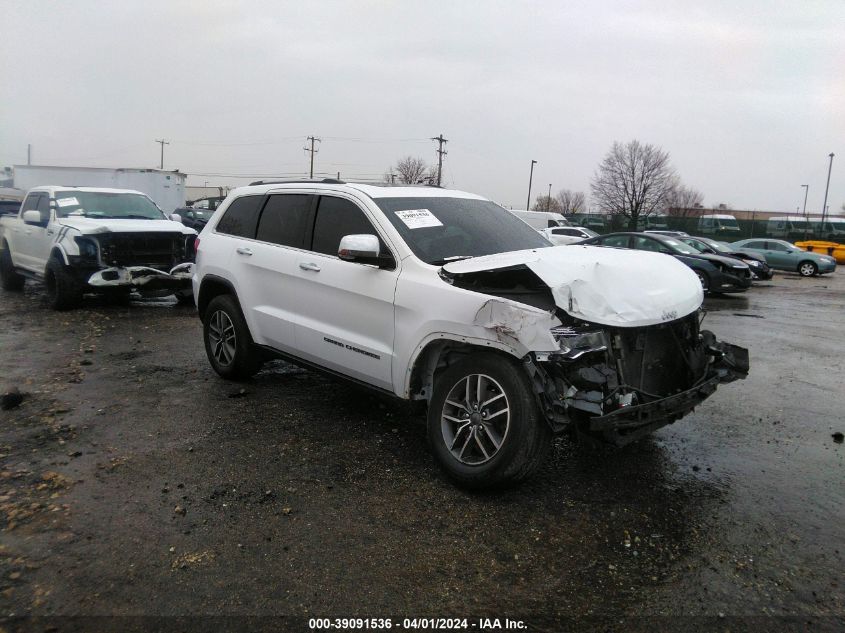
[155,139,169,169]
[821,153,834,225]
[526,160,537,211]
[304,136,320,178]
[547,184,552,211]
[801,184,809,240]
[27,144,31,165]
[431,134,448,186]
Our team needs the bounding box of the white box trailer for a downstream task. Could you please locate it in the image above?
[13,165,186,213]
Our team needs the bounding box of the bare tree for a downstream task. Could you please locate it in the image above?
[665,184,704,218]
[388,156,429,184]
[590,140,677,230]
[532,195,563,212]
[556,189,586,214]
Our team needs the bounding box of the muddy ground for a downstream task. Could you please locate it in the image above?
[0,271,843,631]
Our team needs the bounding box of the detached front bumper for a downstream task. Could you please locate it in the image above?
[528,316,750,446]
[87,262,194,292]
[587,340,748,445]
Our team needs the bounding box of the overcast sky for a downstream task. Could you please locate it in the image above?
[1,0,843,212]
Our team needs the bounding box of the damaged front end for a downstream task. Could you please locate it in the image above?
[72,232,195,294]
[441,246,750,446]
[525,312,749,445]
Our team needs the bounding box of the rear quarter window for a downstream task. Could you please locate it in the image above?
[215,195,264,238]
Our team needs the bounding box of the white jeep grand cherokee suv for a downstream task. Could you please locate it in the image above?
[193,180,748,488]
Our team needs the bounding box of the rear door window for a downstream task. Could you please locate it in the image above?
[256,194,312,248]
[311,196,381,256]
[215,195,264,238]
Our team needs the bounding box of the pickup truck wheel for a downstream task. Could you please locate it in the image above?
[427,353,551,489]
[45,259,83,310]
[203,295,261,380]
[798,261,817,277]
[0,246,25,291]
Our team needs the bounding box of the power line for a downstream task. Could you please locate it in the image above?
[304,136,321,178]
[431,134,448,186]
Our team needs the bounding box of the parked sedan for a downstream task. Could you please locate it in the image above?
[731,238,836,277]
[539,225,598,245]
[681,236,773,280]
[579,232,752,293]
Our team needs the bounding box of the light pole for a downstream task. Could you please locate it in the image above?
[821,153,834,225]
[801,184,809,240]
[526,160,537,211]
[547,184,552,211]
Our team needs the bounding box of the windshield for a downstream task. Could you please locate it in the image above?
[374,197,551,265]
[54,191,165,220]
[664,237,700,255]
[720,218,739,228]
[581,228,599,238]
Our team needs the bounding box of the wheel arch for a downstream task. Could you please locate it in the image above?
[405,335,522,402]
[197,274,239,320]
[49,246,70,266]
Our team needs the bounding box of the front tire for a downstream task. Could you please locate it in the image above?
[427,353,551,489]
[0,245,25,291]
[45,259,83,310]
[798,261,817,277]
[203,294,261,380]
[695,270,710,292]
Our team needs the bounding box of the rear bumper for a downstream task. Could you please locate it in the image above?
[87,262,194,292]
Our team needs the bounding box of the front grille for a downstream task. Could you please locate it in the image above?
[97,232,188,268]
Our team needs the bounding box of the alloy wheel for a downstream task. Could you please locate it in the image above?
[208,309,236,366]
[441,373,510,465]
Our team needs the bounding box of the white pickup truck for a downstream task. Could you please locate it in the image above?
[0,186,197,309]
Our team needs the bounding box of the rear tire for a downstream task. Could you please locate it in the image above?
[427,352,551,489]
[0,245,25,291]
[45,258,83,310]
[203,294,261,380]
[798,261,817,277]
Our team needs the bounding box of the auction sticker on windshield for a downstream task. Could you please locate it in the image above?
[395,209,443,229]
[56,197,79,207]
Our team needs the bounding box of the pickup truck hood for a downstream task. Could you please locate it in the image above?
[57,218,196,235]
[442,245,704,328]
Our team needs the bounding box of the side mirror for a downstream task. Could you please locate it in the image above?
[170,213,183,223]
[338,234,393,268]
[23,210,43,225]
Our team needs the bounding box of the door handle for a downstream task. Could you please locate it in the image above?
[24,230,32,235]
[46,229,55,236]
[299,262,321,272]
[236,247,253,256]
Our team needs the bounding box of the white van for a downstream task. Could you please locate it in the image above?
[509,209,570,229]
[812,217,845,239]
[697,214,740,236]
[767,216,812,239]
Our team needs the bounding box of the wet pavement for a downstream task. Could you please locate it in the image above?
[0,272,843,630]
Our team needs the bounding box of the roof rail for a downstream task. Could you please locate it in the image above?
[248,178,346,186]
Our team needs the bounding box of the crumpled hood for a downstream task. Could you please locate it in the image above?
[57,217,196,236]
[442,245,704,328]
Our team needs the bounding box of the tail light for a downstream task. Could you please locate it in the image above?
[194,237,200,255]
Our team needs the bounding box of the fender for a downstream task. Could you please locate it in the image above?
[50,244,70,266]
[402,332,522,399]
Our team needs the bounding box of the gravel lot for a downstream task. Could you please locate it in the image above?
[0,271,843,630]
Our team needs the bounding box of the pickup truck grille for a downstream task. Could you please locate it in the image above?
[97,232,190,269]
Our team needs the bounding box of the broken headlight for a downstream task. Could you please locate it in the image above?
[550,326,609,360]
[74,236,99,264]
